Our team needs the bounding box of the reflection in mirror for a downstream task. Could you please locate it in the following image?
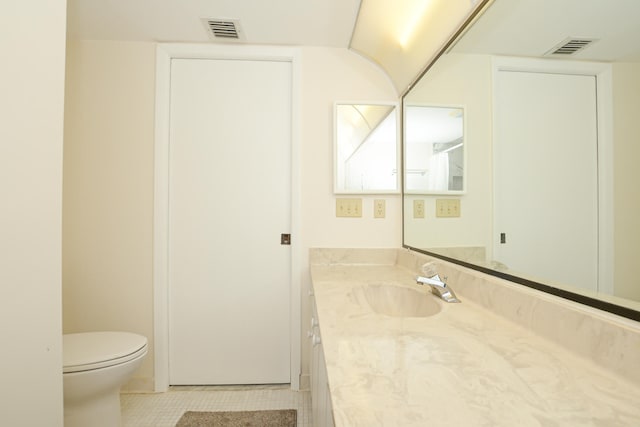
[402,0,640,319]
[405,105,464,193]
[334,103,399,193]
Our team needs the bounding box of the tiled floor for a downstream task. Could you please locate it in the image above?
[120,385,311,426]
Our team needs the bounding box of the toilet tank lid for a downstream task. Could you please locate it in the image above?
[63,331,147,370]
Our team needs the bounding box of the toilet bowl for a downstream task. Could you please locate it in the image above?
[63,331,147,427]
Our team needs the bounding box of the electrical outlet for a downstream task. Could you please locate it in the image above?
[374,199,385,218]
[413,200,425,218]
[336,198,362,217]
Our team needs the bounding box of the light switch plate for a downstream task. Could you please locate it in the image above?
[436,198,461,217]
[336,198,362,217]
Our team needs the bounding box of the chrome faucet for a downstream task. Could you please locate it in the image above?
[416,274,461,303]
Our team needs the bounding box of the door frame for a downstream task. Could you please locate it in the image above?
[491,56,614,295]
[153,43,302,391]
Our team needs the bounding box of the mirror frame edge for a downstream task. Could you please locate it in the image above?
[399,0,640,323]
[402,245,640,322]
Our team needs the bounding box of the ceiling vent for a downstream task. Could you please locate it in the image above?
[545,37,598,56]
[202,19,244,41]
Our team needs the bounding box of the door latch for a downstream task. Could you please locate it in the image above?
[281,234,291,245]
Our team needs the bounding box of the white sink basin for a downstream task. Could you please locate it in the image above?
[361,284,442,317]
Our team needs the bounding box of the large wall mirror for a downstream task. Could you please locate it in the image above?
[402,0,640,320]
[334,102,399,194]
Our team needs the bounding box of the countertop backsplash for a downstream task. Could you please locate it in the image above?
[394,248,640,385]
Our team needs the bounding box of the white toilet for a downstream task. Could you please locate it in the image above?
[63,331,148,427]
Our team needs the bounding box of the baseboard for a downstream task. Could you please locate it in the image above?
[122,376,155,393]
[299,373,310,391]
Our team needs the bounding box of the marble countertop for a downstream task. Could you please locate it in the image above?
[310,262,640,427]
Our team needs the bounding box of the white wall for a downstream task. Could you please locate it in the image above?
[298,47,401,384]
[0,1,66,425]
[63,40,156,389]
[612,62,640,302]
[62,41,399,390]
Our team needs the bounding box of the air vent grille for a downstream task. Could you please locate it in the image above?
[545,38,597,56]
[203,19,244,41]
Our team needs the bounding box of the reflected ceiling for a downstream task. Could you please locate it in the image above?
[452,0,640,61]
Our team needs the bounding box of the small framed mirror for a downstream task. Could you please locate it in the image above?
[334,102,400,194]
[404,104,465,194]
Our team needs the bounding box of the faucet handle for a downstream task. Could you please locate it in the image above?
[421,262,439,276]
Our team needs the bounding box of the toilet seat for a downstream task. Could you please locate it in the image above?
[63,331,148,374]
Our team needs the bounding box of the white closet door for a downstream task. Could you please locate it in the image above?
[168,58,291,385]
[494,70,598,291]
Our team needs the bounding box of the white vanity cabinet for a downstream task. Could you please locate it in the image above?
[309,293,335,427]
